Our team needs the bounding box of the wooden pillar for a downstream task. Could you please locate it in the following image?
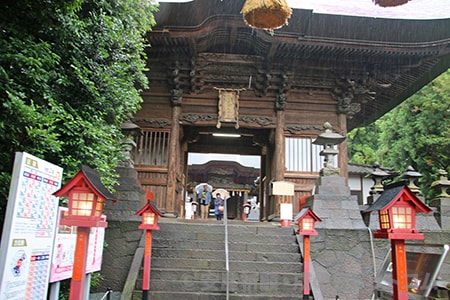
[68,227,90,300]
[166,105,181,214]
[180,140,189,219]
[303,235,311,300]
[338,113,348,184]
[142,230,153,300]
[260,150,267,221]
[272,110,286,217]
[391,239,409,300]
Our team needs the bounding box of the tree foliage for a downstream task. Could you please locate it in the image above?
[0,0,157,223]
[348,69,450,199]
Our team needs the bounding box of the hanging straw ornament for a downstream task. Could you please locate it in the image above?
[373,0,409,7]
[241,0,292,30]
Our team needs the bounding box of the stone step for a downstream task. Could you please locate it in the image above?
[153,230,297,244]
[149,268,302,285]
[133,291,303,300]
[148,279,303,294]
[152,240,299,253]
[151,248,301,263]
[156,221,295,236]
[136,220,304,299]
[151,258,301,273]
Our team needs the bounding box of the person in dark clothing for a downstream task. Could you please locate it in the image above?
[198,184,212,219]
[214,193,224,221]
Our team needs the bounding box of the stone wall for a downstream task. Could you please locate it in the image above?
[310,229,450,300]
[95,222,450,298]
[92,221,142,293]
[311,229,376,299]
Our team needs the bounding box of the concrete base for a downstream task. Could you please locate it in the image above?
[103,167,146,222]
[307,176,366,229]
[430,197,450,230]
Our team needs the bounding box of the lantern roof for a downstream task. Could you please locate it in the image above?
[294,207,322,223]
[53,165,117,202]
[136,191,163,217]
[312,122,346,146]
[365,181,431,213]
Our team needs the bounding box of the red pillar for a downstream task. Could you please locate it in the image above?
[303,235,311,300]
[69,227,90,300]
[391,239,408,300]
[142,230,153,300]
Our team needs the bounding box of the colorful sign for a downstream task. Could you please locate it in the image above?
[0,152,63,300]
[49,208,105,282]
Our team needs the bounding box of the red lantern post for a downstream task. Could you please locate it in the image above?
[136,191,162,300]
[53,166,117,300]
[366,182,431,300]
[295,207,321,300]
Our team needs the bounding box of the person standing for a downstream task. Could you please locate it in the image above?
[214,193,224,221]
[198,184,212,219]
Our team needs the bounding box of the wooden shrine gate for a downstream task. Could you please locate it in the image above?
[128,0,450,218]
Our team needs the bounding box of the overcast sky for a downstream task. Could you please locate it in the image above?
[287,0,450,19]
[188,153,260,168]
[159,0,450,20]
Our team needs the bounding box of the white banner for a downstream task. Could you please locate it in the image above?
[49,208,105,283]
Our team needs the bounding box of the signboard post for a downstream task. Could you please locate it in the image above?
[272,181,295,227]
[0,152,63,300]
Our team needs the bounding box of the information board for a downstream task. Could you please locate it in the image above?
[0,152,63,300]
[375,244,449,297]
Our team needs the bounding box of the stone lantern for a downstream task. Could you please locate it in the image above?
[431,169,450,198]
[400,166,422,195]
[120,119,141,168]
[430,169,450,230]
[312,122,346,176]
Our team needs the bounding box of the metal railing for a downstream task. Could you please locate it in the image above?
[99,288,112,300]
[224,198,230,300]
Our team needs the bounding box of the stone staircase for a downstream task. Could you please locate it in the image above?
[132,219,304,300]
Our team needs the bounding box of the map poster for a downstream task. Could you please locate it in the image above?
[49,207,106,283]
[0,152,63,300]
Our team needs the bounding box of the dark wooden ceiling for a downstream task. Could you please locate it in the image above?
[145,0,450,130]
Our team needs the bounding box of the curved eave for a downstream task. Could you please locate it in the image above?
[149,14,450,57]
[154,0,450,43]
[147,0,450,130]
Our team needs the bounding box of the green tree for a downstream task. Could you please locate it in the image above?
[0,0,157,224]
[347,122,380,165]
[348,69,450,199]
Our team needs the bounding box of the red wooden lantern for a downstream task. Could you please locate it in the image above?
[366,181,432,300]
[366,182,431,240]
[136,191,163,300]
[54,165,117,228]
[295,207,321,236]
[136,191,163,230]
[294,207,321,300]
[53,165,117,300]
